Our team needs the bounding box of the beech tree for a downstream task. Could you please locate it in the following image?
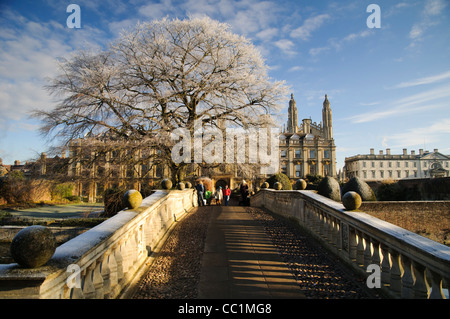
[33,17,288,184]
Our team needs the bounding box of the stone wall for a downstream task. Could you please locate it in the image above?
[251,189,450,299]
[0,189,197,299]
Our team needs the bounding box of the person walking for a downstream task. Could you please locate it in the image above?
[223,185,231,206]
[214,186,223,205]
[196,181,205,206]
[240,180,249,206]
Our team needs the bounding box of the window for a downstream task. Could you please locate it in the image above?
[389,170,392,178]
[309,150,316,158]
[372,171,376,178]
[405,171,409,177]
[405,162,409,168]
[281,149,287,157]
[389,162,392,168]
[414,162,417,168]
[324,150,330,159]
[295,149,301,158]
[380,171,384,178]
[371,162,375,168]
[281,164,287,174]
[295,164,301,177]
[363,161,366,168]
[363,171,367,179]
[397,170,401,178]
[380,162,383,168]
[397,162,400,168]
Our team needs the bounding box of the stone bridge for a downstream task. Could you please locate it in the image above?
[0,188,448,299]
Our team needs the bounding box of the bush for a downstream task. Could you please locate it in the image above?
[103,186,127,217]
[317,176,341,202]
[51,183,74,202]
[265,173,292,190]
[342,177,376,201]
[376,181,403,201]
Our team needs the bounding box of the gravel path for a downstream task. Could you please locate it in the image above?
[131,205,379,299]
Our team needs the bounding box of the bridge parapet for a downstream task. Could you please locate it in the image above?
[251,189,450,299]
[0,189,196,299]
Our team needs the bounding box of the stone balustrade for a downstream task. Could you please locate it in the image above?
[0,189,197,299]
[251,189,450,299]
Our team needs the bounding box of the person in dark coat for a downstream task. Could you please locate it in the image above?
[196,181,205,206]
[240,180,249,206]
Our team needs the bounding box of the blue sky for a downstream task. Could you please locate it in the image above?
[0,0,449,173]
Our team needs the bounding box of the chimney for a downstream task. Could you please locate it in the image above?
[370,148,374,155]
[419,149,423,155]
[434,148,438,153]
[379,150,383,155]
[386,148,391,155]
[403,148,407,155]
[14,160,20,166]
[411,150,415,155]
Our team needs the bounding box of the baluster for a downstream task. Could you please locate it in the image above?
[429,270,446,299]
[335,219,341,249]
[401,255,414,299]
[348,227,357,262]
[107,250,119,298]
[114,244,124,286]
[83,263,96,299]
[356,231,365,267]
[412,261,429,299]
[371,240,381,267]
[327,216,334,244]
[93,260,104,299]
[389,249,402,296]
[363,234,372,269]
[380,244,391,288]
[101,253,111,298]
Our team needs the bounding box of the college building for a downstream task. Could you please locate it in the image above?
[344,148,450,182]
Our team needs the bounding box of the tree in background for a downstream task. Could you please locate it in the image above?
[33,17,288,185]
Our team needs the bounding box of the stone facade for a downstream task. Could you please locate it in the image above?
[344,148,450,182]
[279,94,337,179]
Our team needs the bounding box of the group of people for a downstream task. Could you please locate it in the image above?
[195,181,232,207]
[195,180,250,207]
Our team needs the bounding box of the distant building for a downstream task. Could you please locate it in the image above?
[279,94,337,179]
[63,93,338,202]
[344,148,450,182]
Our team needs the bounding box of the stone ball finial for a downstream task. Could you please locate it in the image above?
[185,182,192,189]
[273,182,282,190]
[161,178,172,190]
[342,191,362,211]
[10,225,56,268]
[295,179,307,190]
[123,189,143,209]
[177,182,185,190]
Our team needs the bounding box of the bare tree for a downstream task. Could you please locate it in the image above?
[33,17,288,185]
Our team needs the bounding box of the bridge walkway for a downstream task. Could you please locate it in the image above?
[197,204,305,299]
[130,201,376,299]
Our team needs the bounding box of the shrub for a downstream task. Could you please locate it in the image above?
[265,173,292,190]
[317,176,341,202]
[103,186,127,217]
[342,177,376,201]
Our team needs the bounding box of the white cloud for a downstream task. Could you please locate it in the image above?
[348,84,450,123]
[408,0,447,46]
[290,14,329,41]
[382,118,450,148]
[394,70,450,88]
[274,39,297,55]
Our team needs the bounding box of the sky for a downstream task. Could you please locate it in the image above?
[0,0,449,173]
